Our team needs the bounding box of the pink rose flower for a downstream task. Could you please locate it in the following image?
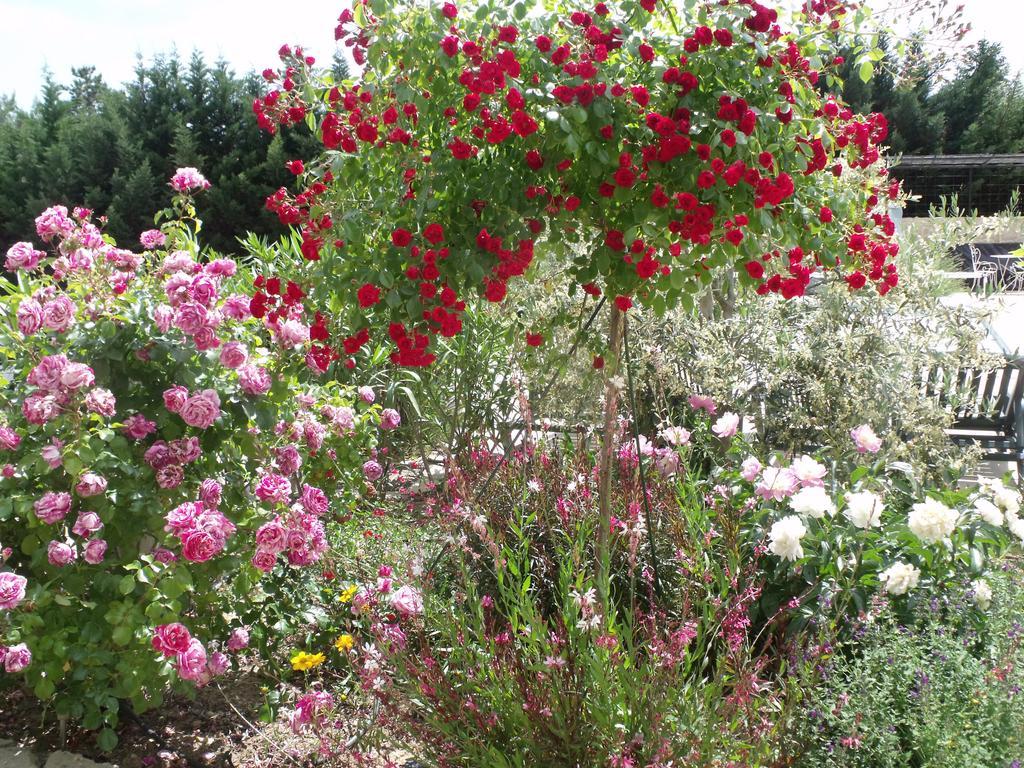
[226,627,249,651]
[59,364,95,393]
[22,394,59,425]
[276,319,310,347]
[34,491,72,524]
[181,530,223,563]
[41,296,76,332]
[3,642,31,673]
[163,386,188,414]
[163,252,195,275]
[35,205,74,240]
[379,408,401,431]
[251,549,277,572]
[0,572,28,610]
[221,295,251,320]
[85,387,116,416]
[199,479,222,508]
[152,622,192,656]
[41,439,63,469]
[790,454,828,487]
[174,303,209,335]
[156,464,185,489]
[169,437,201,464]
[139,229,167,249]
[219,342,248,369]
[740,456,762,482]
[75,472,108,498]
[192,328,220,351]
[205,258,236,277]
[28,354,69,391]
[47,540,75,567]
[17,298,43,336]
[659,425,690,446]
[189,275,219,306]
[275,445,302,475]
[83,539,107,564]
[255,520,288,553]
[756,467,800,501]
[165,501,202,535]
[153,547,177,564]
[179,389,221,429]
[175,638,209,683]
[5,241,45,271]
[850,424,882,454]
[207,651,229,677]
[711,412,740,438]
[67,248,94,271]
[363,460,383,481]
[0,426,21,451]
[71,511,103,537]
[390,585,424,617]
[688,394,717,414]
[330,406,356,432]
[170,167,211,193]
[254,474,291,504]
[238,365,272,396]
[122,414,157,440]
[300,484,329,515]
[358,386,375,404]
[153,304,174,333]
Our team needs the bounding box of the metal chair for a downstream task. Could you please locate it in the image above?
[989,253,1024,292]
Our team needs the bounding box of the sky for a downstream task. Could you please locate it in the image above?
[1,0,1023,108]
[0,0,342,107]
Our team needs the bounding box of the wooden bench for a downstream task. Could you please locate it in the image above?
[923,359,1024,473]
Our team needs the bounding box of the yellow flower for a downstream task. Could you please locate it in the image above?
[290,651,326,671]
[338,585,358,604]
[335,634,355,653]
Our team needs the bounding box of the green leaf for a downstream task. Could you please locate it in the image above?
[118,574,136,596]
[96,728,119,752]
[34,677,56,699]
[858,60,874,83]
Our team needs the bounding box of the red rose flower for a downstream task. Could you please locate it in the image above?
[525,332,544,347]
[357,283,381,307]
[424,223,445,244]
[392,228,412,247]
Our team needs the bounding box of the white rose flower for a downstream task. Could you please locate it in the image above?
[972,578,993,610]
[992,483,1021,515]
[789,485,837,519]
[768,515,807,562]
[843,491,884,529]
[880,562,920,595]
[974,498,1004,527]
[908,497,959,545]
[1007,512,1024,542]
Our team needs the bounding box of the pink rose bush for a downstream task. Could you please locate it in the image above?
[0,181,387,744]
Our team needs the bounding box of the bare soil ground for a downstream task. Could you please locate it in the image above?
[0,674,420,768]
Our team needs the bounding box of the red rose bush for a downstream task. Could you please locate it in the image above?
[250,0,900,367]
